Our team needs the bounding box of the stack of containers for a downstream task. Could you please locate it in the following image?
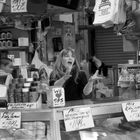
[7,77,40,103]
[0,32,13,47]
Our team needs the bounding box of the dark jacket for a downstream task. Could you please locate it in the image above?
[50,71,88,101]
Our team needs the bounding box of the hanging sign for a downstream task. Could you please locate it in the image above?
[63,24,75,49]
[63,107,94,132]
[11,0,27,13]
[0,0,6,3]
[0,111,21,129]
[122,101,140,122]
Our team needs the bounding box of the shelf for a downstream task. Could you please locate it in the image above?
[118,64,140,68]
[0,46,28,51]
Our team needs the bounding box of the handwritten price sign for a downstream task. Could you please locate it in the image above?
[11,0,27,13]
[8,103,38,110]
[63,107,94,132]
[122,102,140,122]
[0,112,21,129]
[52,87,65,107]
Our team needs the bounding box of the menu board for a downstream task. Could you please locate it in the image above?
[122,102,140,122]
[63,107,94,132]
[11,0,27,13]
[0,111,21,129]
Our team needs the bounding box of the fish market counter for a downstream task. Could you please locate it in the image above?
[0,97,140,140]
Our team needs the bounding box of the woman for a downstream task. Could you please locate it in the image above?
[50,48,88,101]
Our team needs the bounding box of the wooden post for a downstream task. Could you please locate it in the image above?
[137,40,140,64]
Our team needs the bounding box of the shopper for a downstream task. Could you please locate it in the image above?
[0,57,13,86]
[89,55,108,77]
[49,48,88,101]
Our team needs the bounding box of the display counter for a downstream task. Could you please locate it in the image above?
[0,87,140,139]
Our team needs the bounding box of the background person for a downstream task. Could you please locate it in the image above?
[0,57,13,87]
[89,56,108,77]
[49,48,88,101]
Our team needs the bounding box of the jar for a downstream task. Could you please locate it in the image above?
[7,89,15,103]
[1,32,6,40]
[7,40,13,47]
[18,78,25,85]
[29,88,39,102]
[6,32,12,39]
[22,88,29,102]
[0,41,2,47]
[2,41,7,47]
[14,88,22,103]
[12,78,18,85]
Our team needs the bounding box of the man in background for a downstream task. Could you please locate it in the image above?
[89,56,108,77]
[0,58,13,87]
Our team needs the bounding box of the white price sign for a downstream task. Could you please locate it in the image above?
[63,107,94,132]
[11,0,27,13]
[0,112,21,129]
[52,87,65,107]
[0,0,6,3]
[122,102,140,122]
[8,103,37,110]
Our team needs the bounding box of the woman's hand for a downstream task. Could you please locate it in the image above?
[83,70,103,95]
[54,74,71,86]
[89,70,103,82]
[63,74,72,81]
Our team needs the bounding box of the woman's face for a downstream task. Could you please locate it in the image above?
[62,51,75,72]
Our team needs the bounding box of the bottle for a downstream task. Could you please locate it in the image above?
[22,88,29,102]
[39,78,49,104]
[14,88,22,103]
[29,88,39,102]
[7,89,15,103]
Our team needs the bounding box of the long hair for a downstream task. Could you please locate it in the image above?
[51,48,80,83]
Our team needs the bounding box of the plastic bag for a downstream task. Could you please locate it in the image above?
[31,51,52,79]
[93,0,119,26]
[93,0,126,28]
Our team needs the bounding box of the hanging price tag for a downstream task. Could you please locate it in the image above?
[11,0,27,13]
[0,111,21,129]
[63,107,94,132]
[122,102,140,122]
